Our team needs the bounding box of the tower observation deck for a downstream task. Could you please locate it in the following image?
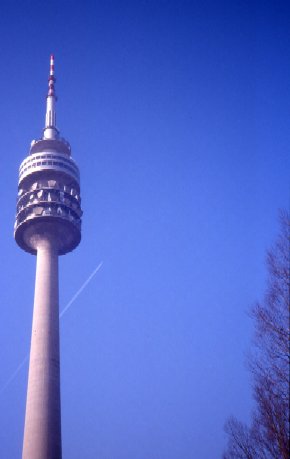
[15,55,82,459]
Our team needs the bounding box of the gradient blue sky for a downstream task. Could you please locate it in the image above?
[0,1,289,458]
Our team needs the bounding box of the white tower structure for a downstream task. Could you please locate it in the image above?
[14,55,82,459]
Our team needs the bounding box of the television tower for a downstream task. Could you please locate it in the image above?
[14,55,82,459]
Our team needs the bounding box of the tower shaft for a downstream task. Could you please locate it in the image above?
[22,238,62,459]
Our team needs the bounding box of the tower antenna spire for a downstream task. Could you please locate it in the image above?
[44,54,59,139]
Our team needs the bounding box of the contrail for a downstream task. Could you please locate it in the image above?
[0,262,103,395]
[0,355,29,395]
[59,261,103,318]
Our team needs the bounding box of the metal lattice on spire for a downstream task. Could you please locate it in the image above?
[48,54,56,96]
[44,54,58,139]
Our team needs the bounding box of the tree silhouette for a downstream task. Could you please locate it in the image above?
[223,211,289,459]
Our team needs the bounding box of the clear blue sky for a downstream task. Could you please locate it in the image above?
[0,1,289,458]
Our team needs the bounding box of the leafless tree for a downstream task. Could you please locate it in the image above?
[223,211,289,459]
[223,417,259,459]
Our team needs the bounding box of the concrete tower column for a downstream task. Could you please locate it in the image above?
[22,237,62,459]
